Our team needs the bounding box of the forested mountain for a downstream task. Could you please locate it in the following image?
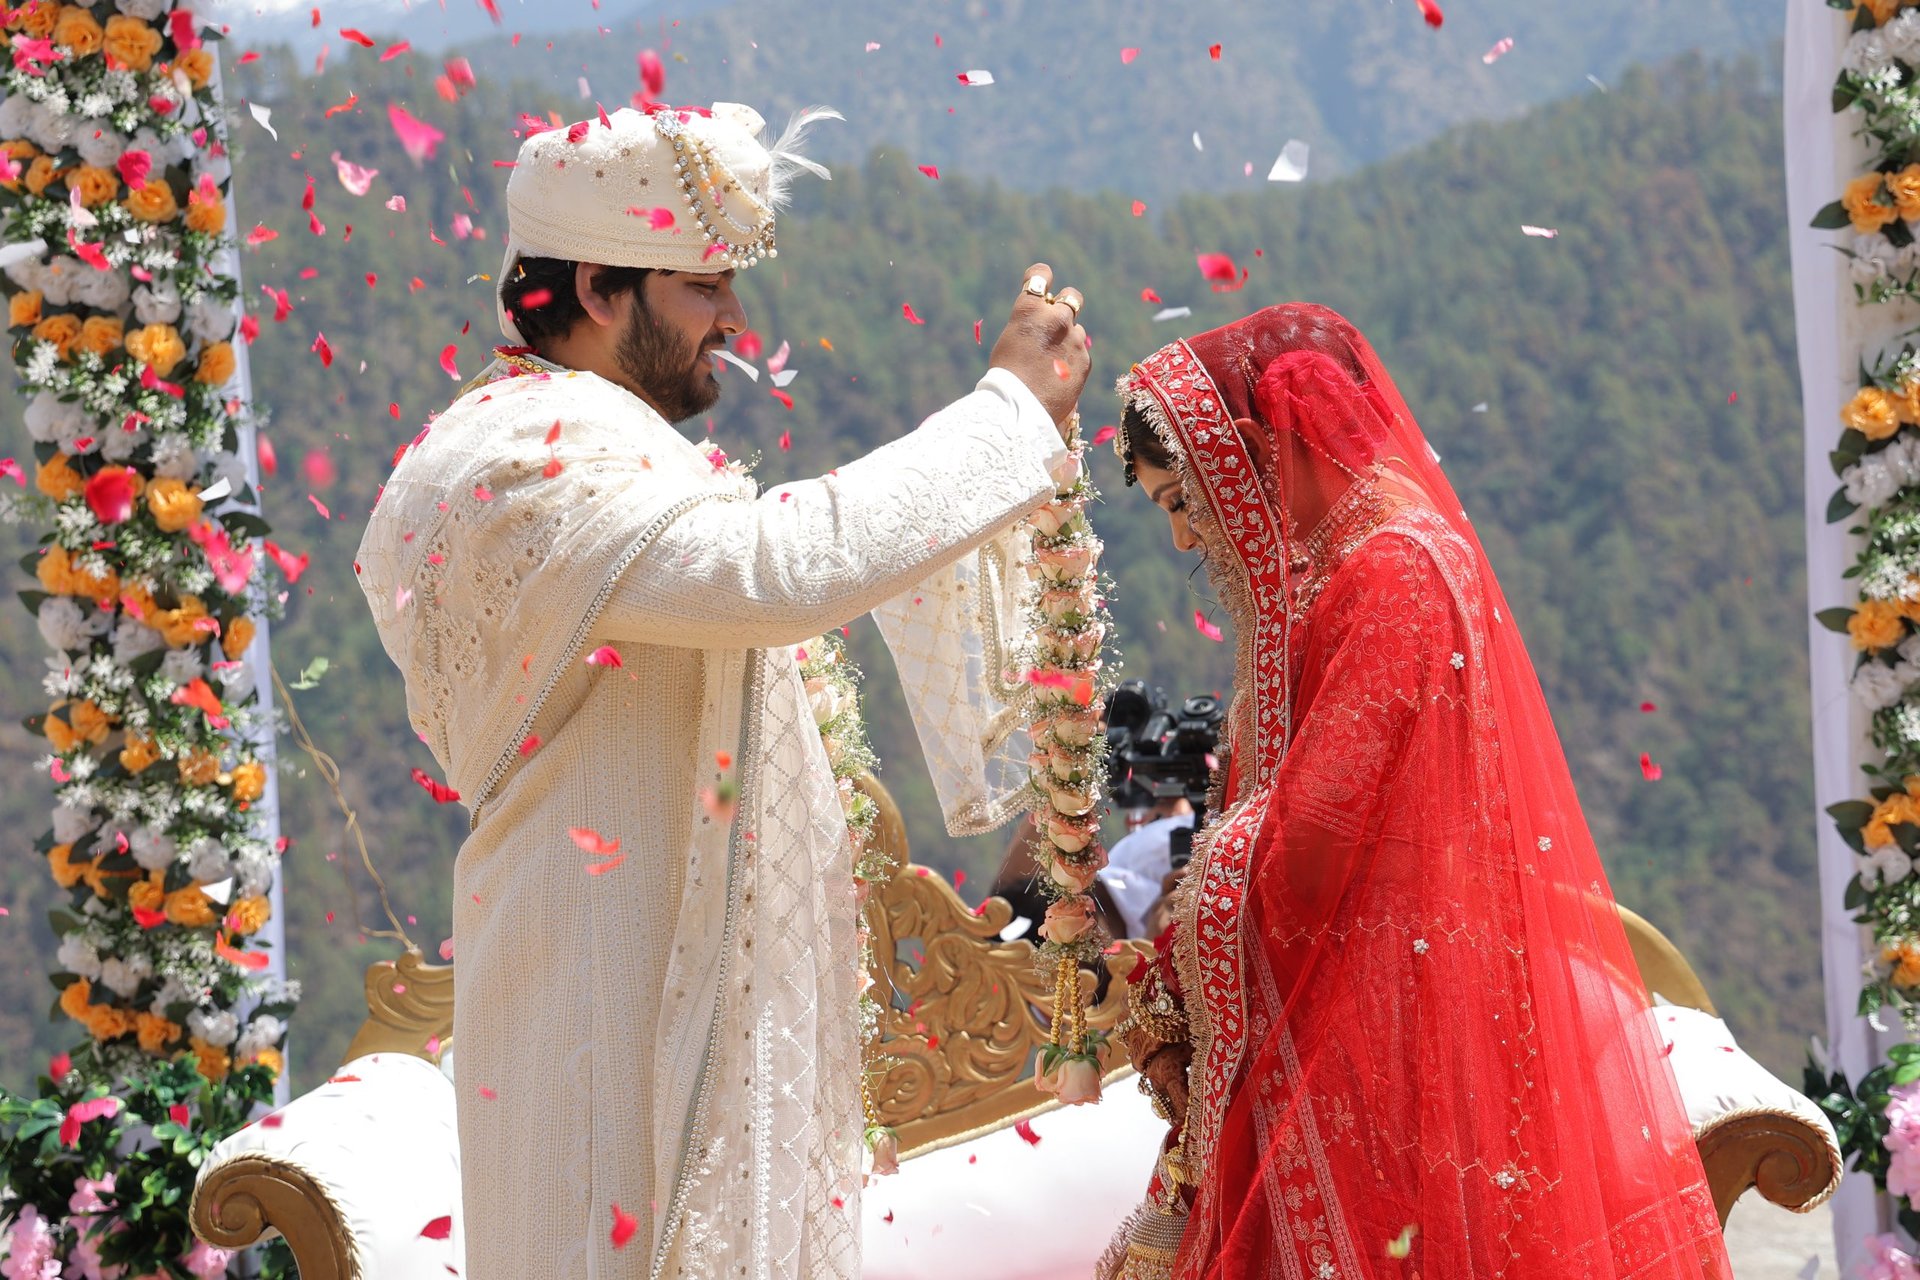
[0,47,1815,1087]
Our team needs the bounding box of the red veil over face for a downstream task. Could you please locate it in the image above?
[1109,305,1730,1279]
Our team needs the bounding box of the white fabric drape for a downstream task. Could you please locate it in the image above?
[1786,1,1907,1268]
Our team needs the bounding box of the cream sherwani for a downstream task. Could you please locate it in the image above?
[356,356,1061,1279]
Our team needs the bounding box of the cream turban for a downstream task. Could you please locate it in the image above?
[497,102,838,342]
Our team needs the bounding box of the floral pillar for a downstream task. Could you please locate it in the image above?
[1797,0,1920,1271]
[0,1,295,1090]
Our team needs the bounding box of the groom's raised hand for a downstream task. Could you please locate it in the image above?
[989,262,1091,436]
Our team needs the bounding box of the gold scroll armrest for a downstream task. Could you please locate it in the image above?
[1695,1107,1844,1227]
[190,1153,358,1280]
[858,776,1154,1158]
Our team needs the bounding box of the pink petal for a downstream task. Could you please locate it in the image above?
[330,151,380,196]
[585,646,624,668]
[388,103,447,164]
[439,344,460,379]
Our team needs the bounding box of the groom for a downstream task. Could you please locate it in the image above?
[356,103,1089,1279]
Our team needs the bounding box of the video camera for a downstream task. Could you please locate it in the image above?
[1104,679,1225,869]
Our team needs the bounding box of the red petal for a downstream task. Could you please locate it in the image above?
[1014,1118,1042,1146]
[901,303,925,325]
[569,827,621,856]
[419,1215,453,1240]
[611,1203,639,1249]
[585,645,624,668]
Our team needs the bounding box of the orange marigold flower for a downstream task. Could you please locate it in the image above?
[189,1034,231,1082]
[124,322,186,377]
[8,289,42,328]
[221,616,255,660]
[163,884,216,928]
[194,340,236,386]
[1851,599,1908,653]
[58,977,93,1024]
[51,5,102,55]
[183,191,225,236]
[31,312,82,361]
[76,314,123,359]
[123,179,178,223]
[119,733,160,774]
[226,895,271,935]
[67,163,118,208]
[1846,172,1901,235]
[102,14,161,72]
[228,759,266,804]
[135,1011,182,1053]
[127,873,165,914]
[35,453,84,501]
[143,477,202,533]
[176,747,220,787]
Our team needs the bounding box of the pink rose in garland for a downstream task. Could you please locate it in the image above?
[83,466,140,525]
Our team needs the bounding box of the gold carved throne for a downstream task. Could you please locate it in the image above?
[191,775,1836,1278]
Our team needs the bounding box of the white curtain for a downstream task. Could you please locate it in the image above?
[1787,0,1908,1270]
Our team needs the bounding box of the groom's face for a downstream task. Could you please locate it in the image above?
[616,270,747,423]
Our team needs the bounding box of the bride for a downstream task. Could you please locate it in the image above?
[1101,304,1732,1279]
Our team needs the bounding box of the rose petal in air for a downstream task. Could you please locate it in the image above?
[611,1203,639,1250]
[585,646,624,668]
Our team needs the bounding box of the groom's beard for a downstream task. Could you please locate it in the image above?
[617,304,721,424]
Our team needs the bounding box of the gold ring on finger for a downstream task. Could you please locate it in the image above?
[1024,274,1049,298]
[1056,293,1083,317]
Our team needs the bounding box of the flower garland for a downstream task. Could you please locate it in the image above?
[788,631,900,1174]
[0,4,295,1088]
[1020,426,1118,1107]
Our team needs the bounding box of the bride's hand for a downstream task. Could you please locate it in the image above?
[1141,1042,1192,1129]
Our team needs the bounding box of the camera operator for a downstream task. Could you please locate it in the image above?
[988,680,1222,941]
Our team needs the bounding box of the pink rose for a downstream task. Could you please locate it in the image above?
[1044,815,1095,853]
[1048,447,1084,491]
[867,1129,900,1178]
[1055,1058,1103,1106]
[1048,851,1104,893]
[1042,896,1096,945]
[1049,712,1101,748]
[179,1241,233,1279]
[1047,782,1095,816]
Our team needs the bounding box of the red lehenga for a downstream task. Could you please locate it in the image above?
[1102,306,1731,1280]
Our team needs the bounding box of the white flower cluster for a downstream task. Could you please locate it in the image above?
[1847,434,1920,512]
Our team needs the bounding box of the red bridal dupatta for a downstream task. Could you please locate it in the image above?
[1105,305,1730,1280]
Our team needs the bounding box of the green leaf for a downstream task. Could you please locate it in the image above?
[1889,219,1914,249]
[1832,799,1877,828]
[1830,489,1862,522]
[1846,874,1870,910]
[220,510,272,541]
[290,656,330,689]
[1812,200,1854,230]
[1817,606,1858,634]
[1836,80,1862,113]
[15,589,49,615]
[1859,5,1881,31]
